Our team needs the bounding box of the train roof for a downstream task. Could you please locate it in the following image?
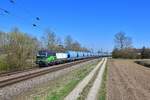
[38,50,56,55]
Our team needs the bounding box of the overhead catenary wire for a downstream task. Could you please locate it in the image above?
[0,8,10,14]
[9,0,40,21]
[0,7,38,27]
[8,0,43,29]
[9,0,15,4]
[0,0,45,31]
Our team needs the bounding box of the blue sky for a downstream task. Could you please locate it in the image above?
[0,0,150,52]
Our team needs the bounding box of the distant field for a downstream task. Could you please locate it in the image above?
[107,59,150,100]
[135,59,150,68]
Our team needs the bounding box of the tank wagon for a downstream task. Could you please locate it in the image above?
[36,50,100,67]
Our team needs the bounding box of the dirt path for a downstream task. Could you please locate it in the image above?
[86,58,107,100]
[107,59,150,100]
[64,58,104,100]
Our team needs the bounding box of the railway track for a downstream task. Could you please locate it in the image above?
[0,58,96,88]
[0,68,38,77]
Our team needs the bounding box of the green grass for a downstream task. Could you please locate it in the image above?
[46,65,95,100]
[32,60,100,100]
[98,64,108,100]
[46,79,79,100]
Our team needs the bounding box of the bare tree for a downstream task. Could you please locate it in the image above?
[64,35,73,50]
[81,47,89,52]
[64,35,89,51]
[71,41,81,51]
[42,30,57,51]
[42,30,57,49]
[0,31,8,53]
[2,28,39,70]
[113,32,134,58]
[42,30,66,52]
[114,32,132,49]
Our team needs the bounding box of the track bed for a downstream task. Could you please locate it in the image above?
[0,58,99,100]
[0,58,95,88]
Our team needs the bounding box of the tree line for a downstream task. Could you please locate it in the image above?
[112,32,150,59]
[0,28,90,72]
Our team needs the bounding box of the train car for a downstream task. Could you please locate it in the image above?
[77,51,83,59]
[84,52,89,57]
[56,53,68,59]
[82,52,86,58]
[88,52,91,57]
[67,51,78,61]
[36,50,99,67]
[84,52,88,57]
[56,53,68,63]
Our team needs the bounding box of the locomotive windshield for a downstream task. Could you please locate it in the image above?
[38,51,47,56]
[36,50,56,58]
[37,51,47,59]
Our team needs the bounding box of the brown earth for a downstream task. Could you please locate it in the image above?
[107,59,150,100]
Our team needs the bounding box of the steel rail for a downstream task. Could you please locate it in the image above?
[0,58,97,88]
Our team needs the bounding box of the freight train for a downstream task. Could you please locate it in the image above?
[36,50,101,67]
